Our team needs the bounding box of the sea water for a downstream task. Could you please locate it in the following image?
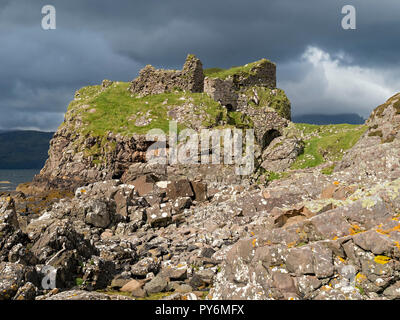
[0,169,40,191]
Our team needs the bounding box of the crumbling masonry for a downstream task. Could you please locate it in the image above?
[129,54,277,110]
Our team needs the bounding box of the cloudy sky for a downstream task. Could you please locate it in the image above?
[1,0,400,131]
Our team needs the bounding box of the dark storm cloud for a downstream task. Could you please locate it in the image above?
[0,0,400,130]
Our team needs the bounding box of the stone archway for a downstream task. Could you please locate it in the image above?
[225,104,234,111]
[262,129,281,149]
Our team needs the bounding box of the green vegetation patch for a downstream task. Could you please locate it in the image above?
[246,87,291,120]
[69,82,232,136]
[321,164,335,175]
[204,59,273,80]
[257,169,290,184]
[65,81,256,166]
[291,123,367,170]
[136,292,175,300]
[227,111,253,129]
[96,290,134,298]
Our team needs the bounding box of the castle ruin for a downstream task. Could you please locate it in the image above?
[129,54,277,110]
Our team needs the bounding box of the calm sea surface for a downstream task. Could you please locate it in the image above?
[0,169,40,191]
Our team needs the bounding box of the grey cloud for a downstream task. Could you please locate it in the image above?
[0,0,399,130]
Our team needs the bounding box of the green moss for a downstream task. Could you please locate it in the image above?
[96,290,133,298]
[75,278,84,286]
[356,285,365,295]
[295,242,307,247]
[204,59,273,80]
[227,111,253,129]
[259,170,289,183]
[186,53,196,62]
[68,82,232,137]
[246,87,291,120]
[321,164,335,175]
[203,68,225,77]
[137,292,175,300]
[368,130,383,137]
[66,81,258,167]
[291,124,367,170]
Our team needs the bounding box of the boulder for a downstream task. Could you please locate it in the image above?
[43,290,134,300]
[129,175,156,197]
[83,199,111,228]
[144,274,169,294]
[0,262,38,300]
[166,180,194,200]
[261,137,304,172]
[131,257,160,278]
[146,203,172,228]
[190,181,208,201]
[120,279,143,293]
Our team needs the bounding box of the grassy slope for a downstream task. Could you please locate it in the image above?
[204,59,273,80]
[68,82,255,137]
[291,123,367,171]
[66,81,366,173]
[65,82,255,165]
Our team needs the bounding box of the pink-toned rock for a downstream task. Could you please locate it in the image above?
[120,279,143,293]
[100,230,113,240]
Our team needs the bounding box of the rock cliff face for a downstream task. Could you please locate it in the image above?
[27,55,294,193]
[210,94,400,300]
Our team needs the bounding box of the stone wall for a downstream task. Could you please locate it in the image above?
[233,58,276,89]
[204,58,276,110]
[129,55,276,109]
[203,78,238,109]
[129,54,204,96]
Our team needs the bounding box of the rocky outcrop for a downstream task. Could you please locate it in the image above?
[27,55,293,193]
[210,95,400,300]
[211,178,400,300]
[366,92,400,143]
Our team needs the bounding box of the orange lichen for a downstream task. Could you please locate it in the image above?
[355,273,367,282]
[375,223,400,236]
[349,224,363,235]
[287,241,296,248]
[374,255,391,265]
[252,239,257,248]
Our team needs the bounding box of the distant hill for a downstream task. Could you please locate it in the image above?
[292,113,365,125]
[0,131,54,169]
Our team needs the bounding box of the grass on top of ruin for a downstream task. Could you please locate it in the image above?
[204,58,272,80]
[67,81,233,136]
